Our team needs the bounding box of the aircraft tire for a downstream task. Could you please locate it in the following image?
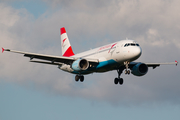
[75,75,79,82]
[80,76,84,82]
[114,78,119,84]
[119,78,123,85]
[125,70,127,74]
[128,70,130,74]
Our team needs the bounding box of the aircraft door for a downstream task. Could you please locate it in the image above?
[115,45,120,54]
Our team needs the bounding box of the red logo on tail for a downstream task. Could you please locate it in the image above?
[62,38,67,47]
[63,38,67,43]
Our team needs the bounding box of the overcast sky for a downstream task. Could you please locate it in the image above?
[0,0,180,120]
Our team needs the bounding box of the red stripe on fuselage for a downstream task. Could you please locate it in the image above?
[108,43,117,53]
[60,27,66,35]
[63,46,75,57]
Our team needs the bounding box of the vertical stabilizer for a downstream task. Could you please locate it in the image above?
[60,27,75,57]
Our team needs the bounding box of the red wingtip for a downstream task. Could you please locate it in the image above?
[175,60,178,66]
[2,47,4,53]
[60,27,66,35]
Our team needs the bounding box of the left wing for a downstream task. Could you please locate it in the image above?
[129,61,178,69]
[146,61,178,69]
[2,48,99,65]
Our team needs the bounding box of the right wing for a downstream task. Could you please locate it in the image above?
[2,48,99,65]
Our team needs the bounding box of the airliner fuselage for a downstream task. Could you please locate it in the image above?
[2,27,177,85]
[59,40,141,74]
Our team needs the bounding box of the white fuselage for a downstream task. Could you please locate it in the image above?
[59,40,142,74]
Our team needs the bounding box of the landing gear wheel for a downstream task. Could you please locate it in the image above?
[119,78,123,85]
[75,75,84,82]
[125,70,130,75]
[75,75,79,82]
[125,70,127,74]
[115,67,124,85]
[114,78,119,84]
[80,76,84,82]
[127,70,130,74]
[114,78,124,85]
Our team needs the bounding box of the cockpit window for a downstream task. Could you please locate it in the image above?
[131,43,136,46]
[124,43,140,47]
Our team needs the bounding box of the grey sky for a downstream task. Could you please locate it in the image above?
[0,0,180,106]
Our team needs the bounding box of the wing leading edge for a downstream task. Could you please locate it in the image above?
[2,48,99,65]
[130,61,178,69]
[146,61,178,69]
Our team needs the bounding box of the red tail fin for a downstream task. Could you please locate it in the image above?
[60,27,75,57]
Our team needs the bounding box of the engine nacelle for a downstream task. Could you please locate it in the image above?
[131,63,148,76]
[71,59,89,71]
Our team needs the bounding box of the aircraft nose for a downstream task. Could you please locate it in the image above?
[133,47,142,58]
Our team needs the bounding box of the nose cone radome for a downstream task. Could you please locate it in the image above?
[133,47,142,59]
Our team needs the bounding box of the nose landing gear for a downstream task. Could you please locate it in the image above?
[124,61,130,75]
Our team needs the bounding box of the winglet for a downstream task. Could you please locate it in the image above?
[2,47,4,53]
[175,60,178,66]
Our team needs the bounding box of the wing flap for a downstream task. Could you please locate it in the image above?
[30,60,63,65]
[24,54,74,64]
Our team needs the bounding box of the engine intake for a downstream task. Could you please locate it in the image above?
[131,63,148,76]
[71,59,89,71]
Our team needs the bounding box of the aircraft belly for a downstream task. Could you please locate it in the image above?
[95,59,121,72]
[59,59,122,75]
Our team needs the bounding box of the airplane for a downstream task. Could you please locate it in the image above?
[2,27,178,85]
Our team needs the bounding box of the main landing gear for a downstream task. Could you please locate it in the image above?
[114,61,131,85]
[114,68,124,85]
[75,75,84,82]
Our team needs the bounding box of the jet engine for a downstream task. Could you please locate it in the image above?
[131,63,148,76]
[71,59,89,71]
